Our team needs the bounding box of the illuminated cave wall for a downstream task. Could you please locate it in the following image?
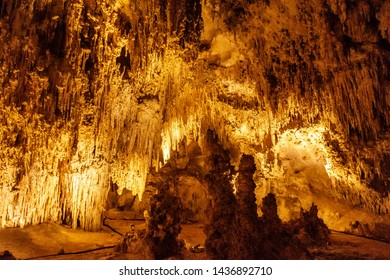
[0,0,389,231]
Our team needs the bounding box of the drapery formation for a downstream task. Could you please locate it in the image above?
[0,0,389,230]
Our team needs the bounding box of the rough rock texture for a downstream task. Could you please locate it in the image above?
[258,193,310,259]
[0,0,389,235]
[145,178,183,259]
[204,147,309,259]
[231,154,261,259]
[288,203,330,246]
[203,130,237,259]
[0,250,17,260]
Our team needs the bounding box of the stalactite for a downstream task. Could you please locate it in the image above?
[0,0,389,233]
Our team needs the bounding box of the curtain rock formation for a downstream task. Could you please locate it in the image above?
[0,0,389,235]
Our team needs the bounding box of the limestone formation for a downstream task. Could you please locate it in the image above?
[288,203,331,247]
[145,178,183,259]
[203,130,237,259]
[0,0,389,251]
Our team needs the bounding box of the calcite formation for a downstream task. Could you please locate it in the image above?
[203,130,236,259]
[146,179,183,259]
[0,0,389,234]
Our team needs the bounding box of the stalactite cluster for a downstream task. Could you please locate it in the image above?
[0,0,389,232]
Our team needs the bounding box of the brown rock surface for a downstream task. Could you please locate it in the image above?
[0,1,389,258]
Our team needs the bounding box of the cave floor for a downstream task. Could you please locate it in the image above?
[1,221,390,260]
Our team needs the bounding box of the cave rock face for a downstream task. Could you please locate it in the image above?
[0,0,389,231]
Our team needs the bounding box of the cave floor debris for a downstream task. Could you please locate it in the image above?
[1,221,390,260]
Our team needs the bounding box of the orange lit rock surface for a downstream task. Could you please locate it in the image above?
[0,0,389,242]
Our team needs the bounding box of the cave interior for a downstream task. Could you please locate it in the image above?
[0,0,390,260]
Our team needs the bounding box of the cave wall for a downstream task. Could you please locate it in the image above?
[0,0,389,230]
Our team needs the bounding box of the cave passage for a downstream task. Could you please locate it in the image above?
[0,0,390,260]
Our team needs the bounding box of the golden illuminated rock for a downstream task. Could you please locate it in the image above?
[0,0,389,234]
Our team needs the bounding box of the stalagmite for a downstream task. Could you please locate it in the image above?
[0,0,389,248]
[230,154,261,259]
[145,184,183,259]
[203,130,237,259]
